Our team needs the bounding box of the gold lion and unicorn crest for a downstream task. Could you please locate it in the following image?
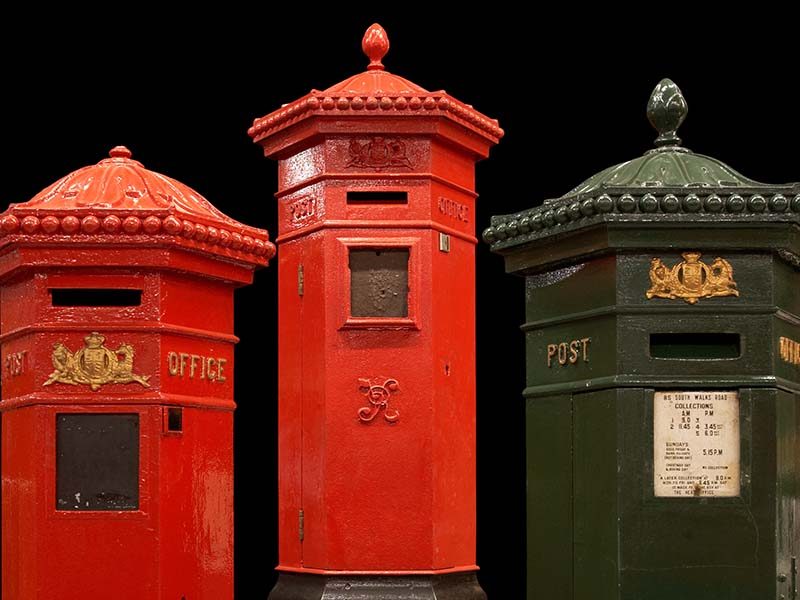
[44,332,150,391]
[647,252,739,305]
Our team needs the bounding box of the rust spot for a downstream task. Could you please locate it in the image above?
[693,482,703,496]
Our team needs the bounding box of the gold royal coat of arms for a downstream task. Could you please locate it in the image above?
[646,251,739,305]
[44,332,150,391]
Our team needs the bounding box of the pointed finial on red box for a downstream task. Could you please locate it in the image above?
[362,23,389,71]
[109,145,133,159]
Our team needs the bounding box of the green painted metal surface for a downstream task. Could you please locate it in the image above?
[489,80,800,599]
[525,394,573,596]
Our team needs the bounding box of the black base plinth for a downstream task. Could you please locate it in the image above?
[267,571,486,600]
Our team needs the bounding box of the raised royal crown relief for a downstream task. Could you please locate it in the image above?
[344,137,415,171]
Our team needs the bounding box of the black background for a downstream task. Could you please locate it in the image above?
[3,10,798,598]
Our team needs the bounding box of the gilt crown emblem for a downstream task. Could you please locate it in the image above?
[646,252,739,305]
[44,332,150,391]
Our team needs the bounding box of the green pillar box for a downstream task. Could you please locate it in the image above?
[483,80,799,600]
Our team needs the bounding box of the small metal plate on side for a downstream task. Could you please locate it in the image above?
[56,413,140,511]
[653,391,740,498]
[439,232,450,253]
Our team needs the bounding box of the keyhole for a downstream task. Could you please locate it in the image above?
[444,363,450,376]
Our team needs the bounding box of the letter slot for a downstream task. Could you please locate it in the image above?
[650,333,741,359]
[51,288,142,306]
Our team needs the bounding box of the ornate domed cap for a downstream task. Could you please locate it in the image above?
[248,23,503,144]
[0,147,275,266]
[564,79,765,194]
[484,79,800,251]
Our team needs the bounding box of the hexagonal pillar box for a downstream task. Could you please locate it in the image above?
[249,24,502,600]
[0,146,275,600]
[484,81,800,599]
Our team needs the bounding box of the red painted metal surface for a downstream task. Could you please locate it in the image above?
[251,24,501,576]
[0,147,274,599]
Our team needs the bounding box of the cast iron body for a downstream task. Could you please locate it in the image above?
[485,81,799,599]
[0,147,274,599]
[250,24,502,600]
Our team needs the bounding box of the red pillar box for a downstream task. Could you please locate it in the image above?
[0,147,274,600]
[250,24,502,599]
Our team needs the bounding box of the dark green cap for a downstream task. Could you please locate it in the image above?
[484,79,799,251]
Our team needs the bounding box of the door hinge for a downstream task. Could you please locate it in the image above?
[299,509,305,542]
[298,264,304,296]
[792,556,797,599]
